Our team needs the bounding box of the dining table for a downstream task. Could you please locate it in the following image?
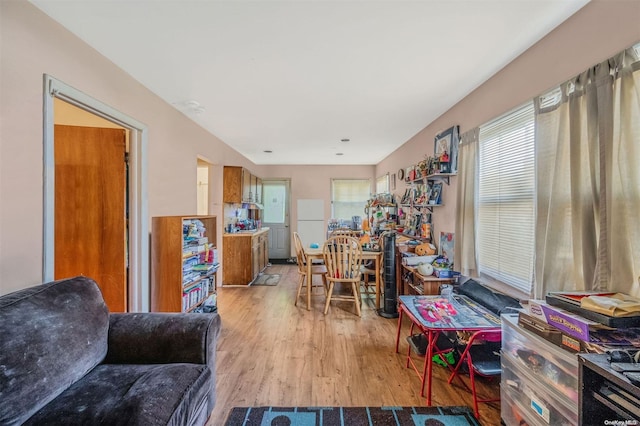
[303,246,383,311]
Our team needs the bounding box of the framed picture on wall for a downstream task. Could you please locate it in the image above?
[434,125,460,174]
[429,182,443,205]
[440,232,455,264]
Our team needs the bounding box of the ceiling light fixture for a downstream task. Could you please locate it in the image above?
[336,153,344,156]
[340,138,350,142]
[263,150,272,153]
[175,100,205,115]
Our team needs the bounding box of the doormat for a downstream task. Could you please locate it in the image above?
[225,406,480,426]
[269,258,296,265]
[251,274,281,286]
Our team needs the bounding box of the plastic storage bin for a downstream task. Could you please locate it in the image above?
[501,314,579,425]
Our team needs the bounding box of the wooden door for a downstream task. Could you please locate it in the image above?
[54,125,127,312]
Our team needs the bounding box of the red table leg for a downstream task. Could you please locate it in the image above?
[422,330,440,404]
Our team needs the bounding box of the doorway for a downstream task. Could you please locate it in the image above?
[263,179,291,261]
[197,159,211,215]
[43,75,149,312]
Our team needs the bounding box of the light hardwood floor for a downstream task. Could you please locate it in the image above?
[207,264,501,425]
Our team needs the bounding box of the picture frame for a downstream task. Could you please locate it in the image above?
[429,182,443,205]
[434,125,460,174]
[439,232,455,265]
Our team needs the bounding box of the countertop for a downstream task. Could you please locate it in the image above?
[223,227,269,237]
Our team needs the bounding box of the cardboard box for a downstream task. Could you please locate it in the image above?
[519,308,640,354]
[529,300,640,347]
[518,310,583,353]
[528,300,609,342]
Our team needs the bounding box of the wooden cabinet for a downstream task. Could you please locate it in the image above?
[251,230,269,277]
[223,165,263,203]
[400,263,454,295]
[243,169,252,201]
[223,166,243,203]
[223,228,269,285]
[151,215,219,312]
[255,177,262,204]
[223,165,253,203]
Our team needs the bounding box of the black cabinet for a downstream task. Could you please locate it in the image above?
[579,353,640,423]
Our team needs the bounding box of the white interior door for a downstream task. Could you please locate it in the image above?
[263,179,290,259]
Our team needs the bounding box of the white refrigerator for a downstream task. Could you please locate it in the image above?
[296,199,325,247]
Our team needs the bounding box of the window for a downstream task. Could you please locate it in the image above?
[331,179,370,220]
[376,174,389,194]
[477,102,535,295]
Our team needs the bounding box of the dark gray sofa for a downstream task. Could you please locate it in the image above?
[0,276,221,426]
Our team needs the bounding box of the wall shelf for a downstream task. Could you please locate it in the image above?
[406,172,456,186]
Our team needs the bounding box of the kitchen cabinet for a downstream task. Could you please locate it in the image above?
[224,165,262,203]
[251,230,269,278]
[243,169,252,202]
[250,174,257,203]
[255,177,263,204]
[223,228,269,285]
[151,215,219,312]
[223,166,243,203]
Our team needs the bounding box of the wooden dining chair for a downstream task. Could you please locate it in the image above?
[322,235,363,316]
[446,329,502,418]
[360,235,387,302]
[329,228,362,240]
[293,232,327,307]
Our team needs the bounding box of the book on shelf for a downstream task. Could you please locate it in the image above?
[182,279,209,311]
[192,263,216,273]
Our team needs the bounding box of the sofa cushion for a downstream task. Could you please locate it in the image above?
[0,276,109,425]
[24,363,212,426]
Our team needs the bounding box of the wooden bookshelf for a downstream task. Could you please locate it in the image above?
[151,215,218,312]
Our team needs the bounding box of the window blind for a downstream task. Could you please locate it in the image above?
[331,179,370,220]
[376,174,389,194]
[478,102,535,294]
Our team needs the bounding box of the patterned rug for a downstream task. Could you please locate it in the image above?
[224,406,480,426]
[251,274,281,286]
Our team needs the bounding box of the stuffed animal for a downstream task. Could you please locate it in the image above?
[415,243,436,256]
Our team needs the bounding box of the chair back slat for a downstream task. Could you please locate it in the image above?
[293,232,307,275]
[323,236,362,282]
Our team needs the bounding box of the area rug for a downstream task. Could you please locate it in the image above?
[251,274,281,286]
[224,406,480,426]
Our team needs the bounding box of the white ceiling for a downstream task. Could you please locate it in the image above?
[30,0,589,165]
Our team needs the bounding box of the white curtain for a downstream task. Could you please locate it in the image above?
[534,46,640,298]
[455,127,479,277]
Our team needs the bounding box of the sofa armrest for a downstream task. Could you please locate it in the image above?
[105,312,222,414]
[105,313,221,366]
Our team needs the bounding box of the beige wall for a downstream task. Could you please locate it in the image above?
[0,1,376,294]
[0,1,250,294]
[376,0,640,244]
[263,165,375,248]
[1,0,639,295]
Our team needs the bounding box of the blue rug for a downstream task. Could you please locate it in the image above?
[224,406,480,425]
